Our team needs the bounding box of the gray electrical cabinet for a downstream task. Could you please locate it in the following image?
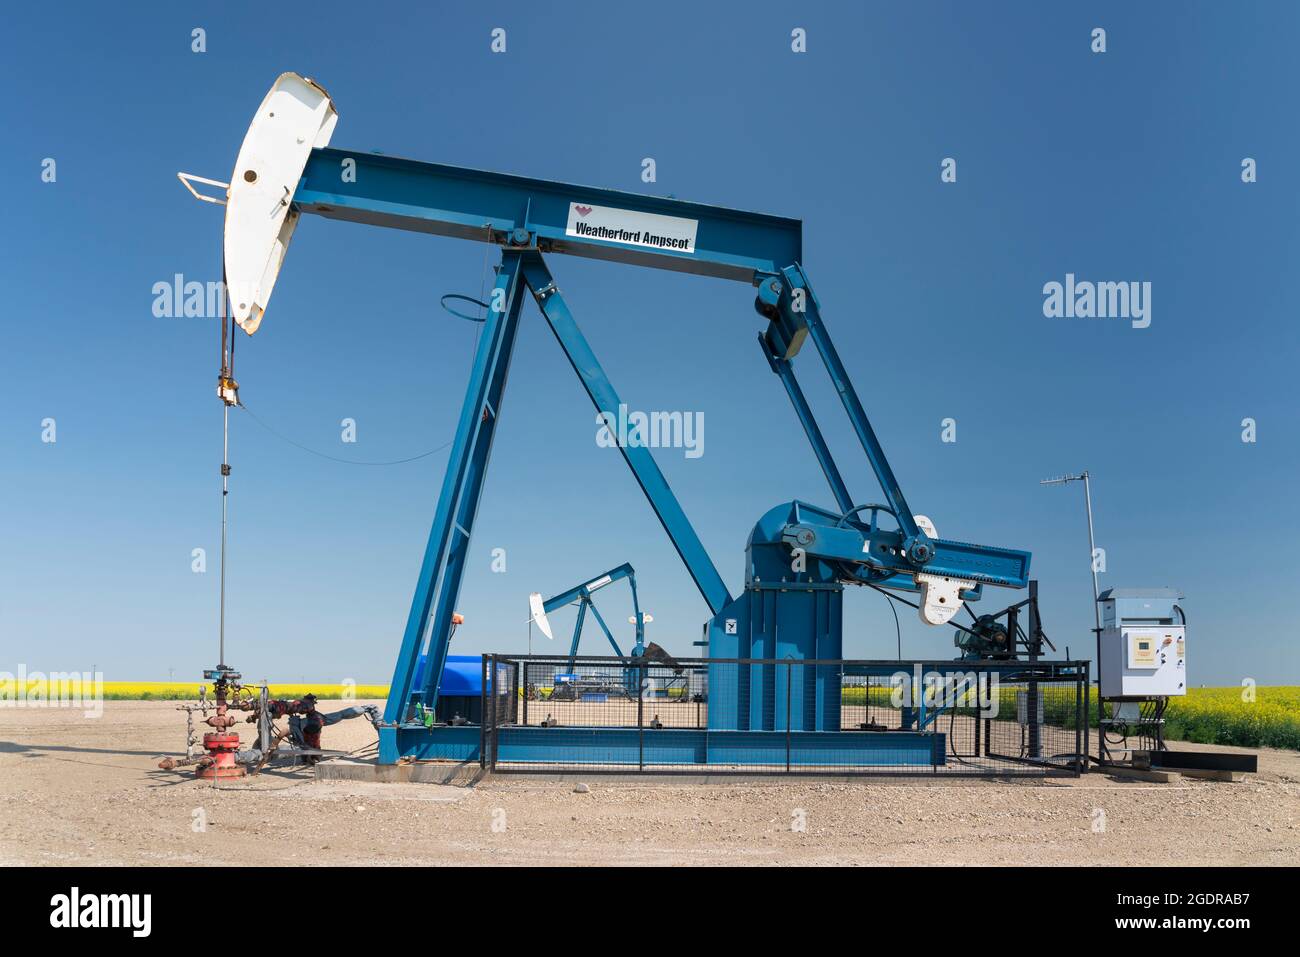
[1098,588,1186,698]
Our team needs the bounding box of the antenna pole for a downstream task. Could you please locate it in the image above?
[1041,471,1102,633]
[1081,470,1101,634]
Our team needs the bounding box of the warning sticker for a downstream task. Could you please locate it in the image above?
[565,202,698,254]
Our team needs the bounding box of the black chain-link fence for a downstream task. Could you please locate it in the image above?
[480,655,1087,776]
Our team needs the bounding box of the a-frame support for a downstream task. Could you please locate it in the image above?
[383,248,732,728]
[519,253,733,617]
[384,250,527,723]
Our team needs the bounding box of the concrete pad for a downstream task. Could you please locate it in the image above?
[1178,769,1242,783]
[314,756,485,786]
[1100,765,1181,783]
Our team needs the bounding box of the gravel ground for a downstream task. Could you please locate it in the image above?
[2,701,1297,866]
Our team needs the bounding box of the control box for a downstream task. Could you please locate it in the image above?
[1098,588,1186,698]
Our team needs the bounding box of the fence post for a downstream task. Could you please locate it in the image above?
[1026,582,1042,759]
[785,660,792,774]
[479,654,488,769]
[1080,661,1089,776]
[637,661,646,772]
[521,661,529,727]
[490,655,501,770]
[1073,664,1082,775]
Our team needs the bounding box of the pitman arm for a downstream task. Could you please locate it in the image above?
[755,267,1031,624]
[780,503,1030,625]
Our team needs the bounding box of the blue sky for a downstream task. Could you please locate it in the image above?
[1,2,1297,686]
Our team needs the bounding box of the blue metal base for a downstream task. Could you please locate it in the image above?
[380,724,944,768]
[379,724,481,764]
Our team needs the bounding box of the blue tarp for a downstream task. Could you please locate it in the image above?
[413,654,482,695]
